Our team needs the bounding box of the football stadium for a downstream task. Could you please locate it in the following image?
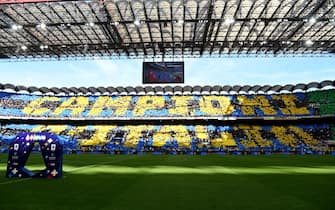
[0,0,335,210]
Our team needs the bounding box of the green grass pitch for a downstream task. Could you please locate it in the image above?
[0,154,335,210]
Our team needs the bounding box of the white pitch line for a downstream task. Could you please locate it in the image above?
[0,177,32,185]
[0,156,138,185]
[64,156,138,172]
[0,162,109,185]
[66,161,114,172]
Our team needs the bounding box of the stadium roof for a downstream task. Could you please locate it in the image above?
[0,0,334,60]
[0,80,334,95]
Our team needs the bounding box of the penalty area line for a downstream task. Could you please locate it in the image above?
[0,164,101,185]
[0,156,138,185]
[0,178,32,185]
[64,159,135,173]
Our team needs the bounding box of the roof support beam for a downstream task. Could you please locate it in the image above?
[48,5,76,46]
[1,17,334,30]
[3,5,61,57]
[0,0,60,4]
[129,1,146,56]
[181,4,186,56]
[115,1,137,56]
[210,1,227,54]
[102,1,126,56]
[28,5,62,44]
[200,0,214,56]
[143,1,154,56]
[2,40,330,50]
[263,0,300,54]
[284,0,328,41]
[61,3,87,46]
[235,0,257,53]
[273,0,326,54]
[0,0,334,59]
[191,1,200,55]
[288,3,335,53]
[220,0,242,55]
[156,1,164,57]
[249,0,273,54]
[87,3,109,44]
[170,1,175,56]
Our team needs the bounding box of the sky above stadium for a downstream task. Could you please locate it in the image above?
[0,56,334,87]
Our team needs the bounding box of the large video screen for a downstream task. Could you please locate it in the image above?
[143,62,184,84]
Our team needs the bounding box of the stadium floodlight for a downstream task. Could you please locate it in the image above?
[224,17,235,25]
[40,45,48,50]
[21,45,27,50]
[134,20,140,26]
[305,40,314,46]
[83,44,88,52]
[250,19,256,23]
[309,17,317,24]
[39,23,47,29]
[177,19,184,25]
[11,24,22,30]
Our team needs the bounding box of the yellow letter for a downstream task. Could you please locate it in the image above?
[272,95,310,115]
[53,96,89,116]
[199,96,234,115]
[123,125,154,147]
[168,96,194,116]
[271,126,298,147]
[81,125,116,146]
[23,97,60,115]
[237,95,277,115]
[88,96,132,116]
[133,96,165,116]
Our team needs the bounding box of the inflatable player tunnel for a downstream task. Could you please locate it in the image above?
[6,132,63,179]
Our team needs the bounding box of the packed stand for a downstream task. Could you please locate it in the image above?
[0,90,333,118]
[0,123,333,155]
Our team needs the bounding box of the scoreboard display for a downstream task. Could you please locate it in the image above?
[143,62,184,84]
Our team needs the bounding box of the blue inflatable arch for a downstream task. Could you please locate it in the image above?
[6,132,63,179]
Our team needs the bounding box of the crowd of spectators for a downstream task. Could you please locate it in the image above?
[0,98,28,110]
[0,123,334,154]
[0,92,330,118]
[39,101,62,111]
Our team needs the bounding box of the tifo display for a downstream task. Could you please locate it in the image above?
[0,87,334,155]
[0,89,333,118]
